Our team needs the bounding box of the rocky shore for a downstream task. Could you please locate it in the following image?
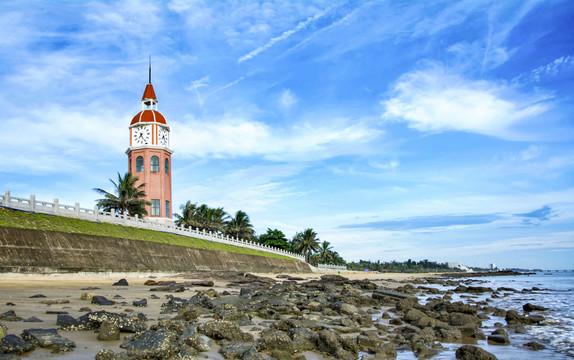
[0,271,551,359]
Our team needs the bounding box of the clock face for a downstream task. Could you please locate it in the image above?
[132,126,151,145]
[158,127,169,147]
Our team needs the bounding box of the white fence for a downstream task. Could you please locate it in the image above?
[0,191,304,261]
[317,264,347,270]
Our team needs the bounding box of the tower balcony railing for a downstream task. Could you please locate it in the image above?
[0,191,305,261]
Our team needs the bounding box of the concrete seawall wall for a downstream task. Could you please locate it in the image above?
[0,227,312,274]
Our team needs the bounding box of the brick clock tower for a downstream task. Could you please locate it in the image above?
[126,70,173,222]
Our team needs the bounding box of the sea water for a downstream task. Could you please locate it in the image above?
[395,271,574,359]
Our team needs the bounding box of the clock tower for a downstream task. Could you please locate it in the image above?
[126,71,173,222]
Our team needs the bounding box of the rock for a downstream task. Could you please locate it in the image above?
[186,280,215,287]
[80,292,98,301]
[40,299,70,305]
[144,279,158,286]
[91,296,115,306]
[88,311,147,333]
[57,313,97,331]
[182,330,213,352]
[218,340,253,358]
[29,294,47,298]
[23,317,43,322]
[505,310,544,325]
[374,343,397,359]
[242,346,265,360]
[389,318,403,325]
[404,308,427,323]
[113,279,129,286]
[0,334,35,354]
[320,274,349,282]
[411,327,435,346]
[132,299,147,307]
[437,328,462,342]
[381,312,391,319]
[396,297,419,311]
[357,333,383,353]
[0,354,20,360]
[46,310,69,315]
[455,345,497,360]
[0,311,23,322]
[524,341,545,350]
[492,308,506,317]
[412,342,439,359]
[257,330,293,353]
[0,323,5,340]
[21,328,75,353]
[97,321,120,341]
[121,329,180,359]
[487,334,510,345]
[491,328,508,337]
[316,329,342,355]
[197,320,254,342]
[449,312,481,327]
[522,303,548,312]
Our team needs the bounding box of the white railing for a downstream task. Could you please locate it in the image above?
[317,264,347,270]
[0,191,304,261]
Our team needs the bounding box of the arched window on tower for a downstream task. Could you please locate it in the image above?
[165,158,169,174]
[136,156,144,172]
[151,156,159,172]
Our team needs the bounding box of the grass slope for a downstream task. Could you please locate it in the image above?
[0,207,295,261]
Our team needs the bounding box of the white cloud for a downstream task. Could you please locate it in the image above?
[172,115,381,161]
[279,89,297,108]
[381,64,551,139]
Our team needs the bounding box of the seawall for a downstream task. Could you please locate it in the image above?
[0,227,312,274]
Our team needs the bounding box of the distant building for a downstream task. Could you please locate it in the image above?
[489,263,497,270]
[448,262,471,272]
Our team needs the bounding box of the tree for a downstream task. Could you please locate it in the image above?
[94,172,150,217]
[292,228,320,263]
[226,210,254,240]
[317,241,334,264]
[259,228,290,250]
[174,201,199,229]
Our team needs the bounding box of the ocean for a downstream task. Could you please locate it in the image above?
[395,271,574,359]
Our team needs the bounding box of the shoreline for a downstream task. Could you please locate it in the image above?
[0,270,558,359]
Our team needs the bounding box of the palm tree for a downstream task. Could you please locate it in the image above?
[226,210,254,240]
[174,201,199,228]
[205,207,229,233]
[292,228,321,263]
[317,241,334,264]
[94,172,150,217]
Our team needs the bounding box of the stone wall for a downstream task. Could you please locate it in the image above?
[0,227,312,274]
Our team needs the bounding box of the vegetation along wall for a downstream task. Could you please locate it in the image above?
[0,227,312,274]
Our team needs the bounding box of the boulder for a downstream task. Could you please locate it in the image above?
[487,334,510,345]
[0,323,5,340]
[21,328,75,353]
[449,312,481,327]
[455,345,497,360]
[404,308,427,323]
[436,328,462,342]
[357,333,383,353]
[121,329,180,359]
[316,329,342,355]
[257,330,293,353]
[524,341,545,350]
[0,334,35,354]
[132,299,147,307]
[0,311,22,322]
[374,343,397,359]
[522,303,548,312]
[91,296,115,306]
[197,320,254,342]
[88,311,147,333]
[113,279,129,286]
[57,313,97,331]
[218,340,254,359]
[97,321,120,341]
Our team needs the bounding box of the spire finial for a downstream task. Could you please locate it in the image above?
[148,55,152,84]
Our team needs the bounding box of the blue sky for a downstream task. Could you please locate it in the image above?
[1,0,573,269]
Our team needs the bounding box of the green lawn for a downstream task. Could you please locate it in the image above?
[0,207,296,261]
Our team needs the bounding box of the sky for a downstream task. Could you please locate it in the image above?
[1,0,573,270]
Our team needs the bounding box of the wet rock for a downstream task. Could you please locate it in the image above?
[197,320,254,342]
[91,296,115,306]
[0,323,5,339]
[57,313,97,331]
[0,311,22,322]
[0,354,20,360]
[357,332,383,353]
[144,279,158,286]
[374,343,398,359]
[80,292,98,301]
[436,328,462,342]
[455,345,497,360]
[88,311,147,333]
[257,330,293,353]
[449,312,481,327]
[412,342,440,359]
[218,340,254,359]
[113,279,129,286]
[21,328,75,353]
[332,302,359,316]
[411,327,435,346]
[396,297,419,311]
[487,334,510,345]
[242,346,265,360]
[522,303,548,312]
[0,334,35,354]
[492,308,506,317]
[132,299,147,307]
[29,294,47,298]
[23,317,43,322]
[182,328,213,352]
[524,341,545,350]
[316,329,342,355]
[404,308,427,323]
[505,310,544,325]
[40,299,70,305]
[121,329,180,359]
[97,321,120,341]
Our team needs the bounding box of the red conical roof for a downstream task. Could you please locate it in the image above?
[142,83,157,100]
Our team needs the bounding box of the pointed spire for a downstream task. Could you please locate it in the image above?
[142,56,157,107]
[149,54,152,84]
